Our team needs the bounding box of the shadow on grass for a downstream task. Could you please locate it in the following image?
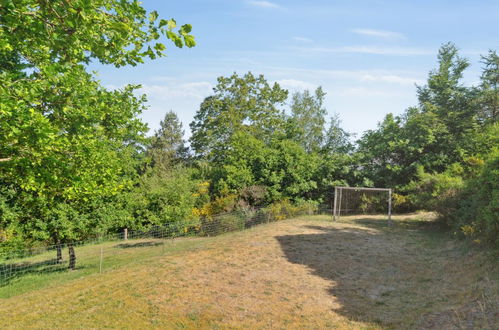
[0,258,77,286]
[353,217,431,229]
[275,223,453,326]
[114,241,163,249]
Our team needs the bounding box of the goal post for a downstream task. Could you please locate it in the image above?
[333,186,392,225]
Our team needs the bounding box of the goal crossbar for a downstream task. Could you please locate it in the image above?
[334,187,391,192]
[333,186,392,225]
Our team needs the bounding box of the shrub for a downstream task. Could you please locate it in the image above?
[128,167,202,229]
[409,150,498,248]
[265,199,318,221]
[407,166,464,225]
[453,150,498,247]
[392,192,415,213]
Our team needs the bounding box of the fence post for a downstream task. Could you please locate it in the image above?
[99,247,103,274]
[124,228,128,240]
[388,188,392,226]
[333,186,338,221]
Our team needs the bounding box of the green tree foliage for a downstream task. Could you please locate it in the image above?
[313,153,367,204]
[0,0,195,67]
[1,68,147,250]
[190,74,323,204]
[416,43,483,165]
[323,113,353,154]
[408,135,498,248]
[288,87,327,153]
[358,43,496,189]
[208,131,319,204]
[261,139,319,202]
[125,167,203,230]
[0,0,194,267]
[355,43,497,246]
[210,131,266,195]
[189,72,288,158]
[148,110,188,171]
[454,147,499,247]
[476,50,498,124]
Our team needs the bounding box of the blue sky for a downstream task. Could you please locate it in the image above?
[90,0,499,138]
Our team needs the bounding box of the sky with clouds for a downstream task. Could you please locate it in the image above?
[89,0,499,139]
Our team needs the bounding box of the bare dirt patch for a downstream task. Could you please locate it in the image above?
[1,214,497,329]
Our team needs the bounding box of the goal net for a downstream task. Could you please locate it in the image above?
[333,186,392,224]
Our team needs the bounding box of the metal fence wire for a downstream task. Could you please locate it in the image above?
[0,204,333,288]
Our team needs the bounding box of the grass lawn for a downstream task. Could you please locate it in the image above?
[1,214,497,329]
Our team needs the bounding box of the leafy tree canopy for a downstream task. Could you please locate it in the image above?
[0,0,195,266]
[190,72,288,159]
[0,0,195,67]
[287,87,327,153]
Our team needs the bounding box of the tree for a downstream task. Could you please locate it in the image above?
[189,72,288,159]
[416,43,482,165]
[148,111,188,171]
[476,50,499,124]
[262,139,319,202]
[0,0,195,68]
[210,131,266,196]
[356,43,496,190]
[288,87,327,153]
[323,113,353,154]
[1,66,149,268]
[0,0,195,268]
[357,113,406,187]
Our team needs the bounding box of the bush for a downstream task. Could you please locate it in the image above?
[392,192,415,213]
[265,199,318,221]
[409,150,498,248]
[407,166,464,225]
[453,150,499,247]
[128,167,203,229]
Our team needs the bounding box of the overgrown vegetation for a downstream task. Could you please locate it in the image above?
[0,1,497,273]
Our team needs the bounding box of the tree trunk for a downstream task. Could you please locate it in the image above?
[56,243,63,263]
[68,243,76,270]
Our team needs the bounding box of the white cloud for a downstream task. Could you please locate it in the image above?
[360,74,424,85]
[336,87,398,97]
[139,82,213,100]
[352,28,405,40]
[263,66,425,86]
[136,81,214,137]
[275,79,317,91]
[292,36,313,43]
[341,46,431,55]
[247,1,281,9]
[295,45,433,56]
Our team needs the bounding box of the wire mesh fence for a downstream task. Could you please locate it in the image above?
[0,204,333,291]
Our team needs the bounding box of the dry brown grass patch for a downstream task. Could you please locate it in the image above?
[1,214,497,329]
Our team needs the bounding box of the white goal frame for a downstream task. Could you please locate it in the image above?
[333,186,392,224]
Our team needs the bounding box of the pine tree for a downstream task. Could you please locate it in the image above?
[149,111,188,170]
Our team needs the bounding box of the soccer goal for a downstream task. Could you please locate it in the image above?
[332,186,392,224]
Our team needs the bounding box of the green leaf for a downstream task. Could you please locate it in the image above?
[167,19,177,30]
[181,24,192,34]
[154,43,166,51]
[149,10,158,22]
[184,35,196,48]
